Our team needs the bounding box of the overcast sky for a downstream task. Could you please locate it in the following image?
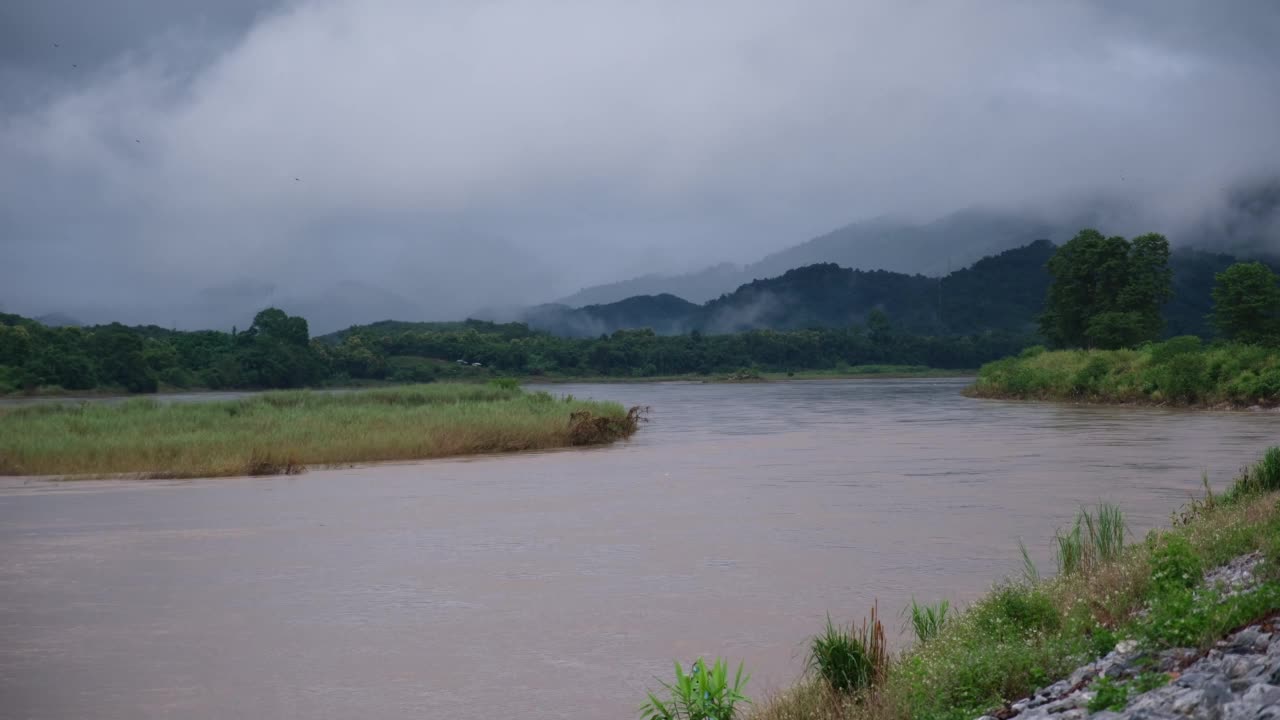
[2,0,1279,327]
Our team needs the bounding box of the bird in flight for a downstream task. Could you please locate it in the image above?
[53,42,60,48]
[295,177,301,182]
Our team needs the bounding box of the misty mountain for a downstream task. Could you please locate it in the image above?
[557,209,1062,306]
[34,313,82,328]
[531,241,1058,337]
[525,241,1270,340]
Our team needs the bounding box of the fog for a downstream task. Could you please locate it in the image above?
[2,0,1279,331]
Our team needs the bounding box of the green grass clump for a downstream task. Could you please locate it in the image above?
[808,608,888,695]
[905,599,950,644]
[746,447,1280,720]
[965,338,1280,406]
[1055,504,1127,575]
[0,384,642,478]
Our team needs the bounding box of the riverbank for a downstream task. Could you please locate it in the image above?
[0,384,642,479]
[965,339,1280,408]
[736,447,1280,720]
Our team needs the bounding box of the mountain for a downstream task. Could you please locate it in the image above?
[524,241,1271,340]
[529,241,1059,337]
[557,208,1063,306]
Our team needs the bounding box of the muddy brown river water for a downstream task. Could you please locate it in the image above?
[2,379,1279,719]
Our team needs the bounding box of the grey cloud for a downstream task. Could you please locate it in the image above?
[2,0,1279,330]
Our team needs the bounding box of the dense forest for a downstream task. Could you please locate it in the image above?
[0,307,1032,393]
[1,238,1272,394]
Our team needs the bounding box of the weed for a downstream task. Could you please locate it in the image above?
[1087,675,1129,712]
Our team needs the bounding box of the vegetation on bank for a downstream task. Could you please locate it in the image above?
[967,229,1280,407]
[0,384,643,478]
[644,447,1280,720]
[966,339,1280,406]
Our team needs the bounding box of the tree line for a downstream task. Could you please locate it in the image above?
[0,307,1032,393]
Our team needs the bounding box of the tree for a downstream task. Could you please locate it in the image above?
[234,308,323,388]
[1211,262,1280,345]
[1040,229,1172,349]
[90,324,158,392]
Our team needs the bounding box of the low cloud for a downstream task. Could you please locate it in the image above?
[2,0,1279,327]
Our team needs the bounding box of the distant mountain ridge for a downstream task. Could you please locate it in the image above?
[520,241,1267,340]
[557,208,1064,307]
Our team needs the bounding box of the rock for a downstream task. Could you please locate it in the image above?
[969,554,1280,720]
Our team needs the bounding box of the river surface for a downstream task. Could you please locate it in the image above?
[2,379,1278,720]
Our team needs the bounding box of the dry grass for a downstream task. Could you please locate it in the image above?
[0,384,642,478]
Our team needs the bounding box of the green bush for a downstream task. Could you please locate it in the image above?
[1148,534,1202,593]
[974,583,1060,637]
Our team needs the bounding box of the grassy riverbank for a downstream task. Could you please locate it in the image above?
[0,384,642,479]
[656,448,1280,720]
[965,339,1280,407]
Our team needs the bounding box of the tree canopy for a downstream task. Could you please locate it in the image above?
[1039,230,1172,349]
[1211,262,1280,345]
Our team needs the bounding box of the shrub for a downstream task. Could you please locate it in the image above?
[1148,534,1201,593]
[640,658,750,720]
[488,377,520,391]
[808,605,887,694]
[975,583,1060,636]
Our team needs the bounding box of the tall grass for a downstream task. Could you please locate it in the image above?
[808,606,888,695]
[904,598,949,644]
[966,339,1280,407]
[1055,504,1127,575]
[0,384,641,478]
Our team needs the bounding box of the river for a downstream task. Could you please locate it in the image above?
[1,378,1278,720]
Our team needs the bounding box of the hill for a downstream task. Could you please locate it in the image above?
[557,208,1062,306]
[524,241,1273,340]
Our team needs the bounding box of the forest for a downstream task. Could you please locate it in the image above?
[0,237,1274,394]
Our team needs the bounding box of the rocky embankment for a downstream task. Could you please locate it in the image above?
[980,553,1279,720]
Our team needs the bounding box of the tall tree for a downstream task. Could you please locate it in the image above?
[1040,229,1172,349]
[1211,262,1280,345]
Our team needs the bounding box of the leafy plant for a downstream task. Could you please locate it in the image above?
[1132,671,1170,693]
[809,604,887,694]
[640,658,750,720]
[1148,534,1202,593]
[1087,675,1129,712]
